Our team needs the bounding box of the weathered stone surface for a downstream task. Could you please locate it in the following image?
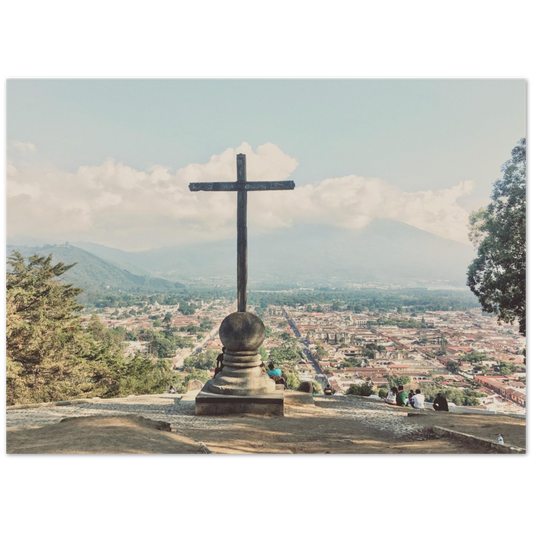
[187,379,204,391]
[204,375,276,396]
[205,311,276,397]
[195,391,284,416]
[219,312,265,352]
[297,381,313,393]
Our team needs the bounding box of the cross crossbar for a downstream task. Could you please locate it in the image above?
[189,180,295,192]
[189,153,295,312]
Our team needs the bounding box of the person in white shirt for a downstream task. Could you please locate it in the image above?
[412,389,425,409]
[384,386,398,405]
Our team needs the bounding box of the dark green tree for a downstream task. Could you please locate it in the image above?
[6,252,175,404]
[184,349,218,371]
[6,253,119,404]
[447,360,460,373]
[284,372,300,390]
[118,355,173,396]
[386,375,411,388]
[346,382,374,397]
[270,337,303,363]
[467,139,526,335]
[314,343,328,360]
[163,312,173,329]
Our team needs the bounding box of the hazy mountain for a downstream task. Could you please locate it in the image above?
[69,220,474,288]
[6,244,185,294]
[72,241,153,276]
[51,220,475,289]
[245,220,476,288]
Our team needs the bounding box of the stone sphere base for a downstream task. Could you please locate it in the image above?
[207,311,275,396]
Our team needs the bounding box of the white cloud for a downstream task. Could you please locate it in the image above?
[246,154,475,244]
[6,142,475,250]
[8,140,36,153]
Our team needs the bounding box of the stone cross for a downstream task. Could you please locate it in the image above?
[189,153,295,312]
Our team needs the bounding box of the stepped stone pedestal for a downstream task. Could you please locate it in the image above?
[195,312,284,416]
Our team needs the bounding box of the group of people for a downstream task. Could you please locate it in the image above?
[384,385,449,411]
[385,385,424,408]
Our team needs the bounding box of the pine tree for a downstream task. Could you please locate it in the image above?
[6,252,175,404]
[6,253,126,403]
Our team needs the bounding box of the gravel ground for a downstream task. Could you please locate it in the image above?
[314,395,423,438]
[7,393,423,439]
[9,393,510,454]
[7,394,239,432]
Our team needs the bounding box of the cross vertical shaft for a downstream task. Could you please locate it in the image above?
[189,153,295,315]
[236,154,247,312]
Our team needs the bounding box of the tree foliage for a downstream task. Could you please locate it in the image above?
[421,384,484,406]
[137,327,193,357]
[6,252,173,405]
[269,336,303,363]
[386,375,411,388]
[467,139,526,335]
[184,349,218,371]
[346,382,374,397]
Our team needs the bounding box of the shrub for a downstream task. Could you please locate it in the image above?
[347,382,374,397]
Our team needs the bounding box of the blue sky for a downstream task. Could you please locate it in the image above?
[6,79,526,250]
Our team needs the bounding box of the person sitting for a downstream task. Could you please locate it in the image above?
[324,383,333,395]
[267,363,282,378]
[385,386,398,405]
[214,351,225,377]
[167,385,176,394]
[266,363,286,388]
[411,389,425,409]
[433,393,449,411]
[407,389,415,407]
[396,385,409,406]
[260,362,267,373]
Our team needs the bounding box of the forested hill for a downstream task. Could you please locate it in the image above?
[6,244,185,296]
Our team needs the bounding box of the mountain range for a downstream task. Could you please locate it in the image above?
[7,220,476,292]
[6,244,185,294]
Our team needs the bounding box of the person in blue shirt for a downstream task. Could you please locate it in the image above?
[267,363,287,388]
[267,363,282,377]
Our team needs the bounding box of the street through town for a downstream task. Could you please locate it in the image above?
[282,307,329,389]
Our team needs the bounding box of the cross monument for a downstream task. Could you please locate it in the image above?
[189,153,295,413]
[189,153,295,311]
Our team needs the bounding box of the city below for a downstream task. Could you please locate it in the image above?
[85,296,526,416]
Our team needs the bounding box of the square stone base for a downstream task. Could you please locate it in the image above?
[195,390,284,416]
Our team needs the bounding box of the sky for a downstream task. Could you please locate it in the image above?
[6,79,526,251]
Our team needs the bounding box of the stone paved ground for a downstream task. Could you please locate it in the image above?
[6,393,524,453]
[6,393,422,437]
[7,394,210,429]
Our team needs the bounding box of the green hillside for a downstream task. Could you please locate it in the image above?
[6,244,185,296]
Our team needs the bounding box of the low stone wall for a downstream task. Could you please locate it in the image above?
[433,426,526,455]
